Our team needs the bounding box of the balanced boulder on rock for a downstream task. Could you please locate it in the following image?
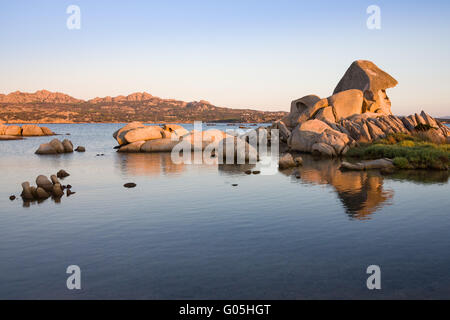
[333,60,398,115]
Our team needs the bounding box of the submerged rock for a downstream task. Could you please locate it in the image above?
[0,135,24,140]
[340,159,394,171]
[124,183,137,188]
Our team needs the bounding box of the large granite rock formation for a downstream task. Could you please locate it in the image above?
[288,120,351,157]
[273,60,449,156]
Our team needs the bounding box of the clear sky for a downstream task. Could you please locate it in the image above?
[1,0,449,116]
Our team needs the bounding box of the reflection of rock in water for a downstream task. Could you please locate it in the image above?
[335,173,393,220]
[283,155,394,220]
[218,164,256,176]
[116,153,185,176]
[383,170,449,185]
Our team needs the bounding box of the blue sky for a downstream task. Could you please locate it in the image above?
[0,0,449,116]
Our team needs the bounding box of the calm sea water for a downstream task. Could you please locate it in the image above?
[0,123,450,299]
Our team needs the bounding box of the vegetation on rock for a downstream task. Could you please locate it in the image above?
[346,133,450,170]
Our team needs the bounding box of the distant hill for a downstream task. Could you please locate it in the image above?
[436,117,450,124]
[0,90,287,124]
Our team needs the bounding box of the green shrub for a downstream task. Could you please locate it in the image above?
[399,140,415,147]
[346,139,450,170]
[393,157,411,169]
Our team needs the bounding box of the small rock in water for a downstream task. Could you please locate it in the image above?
[124,183,137,188]
[57,169,70,178]
[67,189,76,197]
[9,195,16,201]
[294,156,303,166]
[96,153,105,156]
[245,170,252,175]
[66,184,72,189]
[252,171,261,175]
[279,153,296,170]
[75,146,86,152]
[232,184,238,187]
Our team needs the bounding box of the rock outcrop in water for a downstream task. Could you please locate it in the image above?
[271,60,450,157]
[20,171,74,203]
[113,123,258,162]
[35,138,74,155]
[0,124,54,139]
